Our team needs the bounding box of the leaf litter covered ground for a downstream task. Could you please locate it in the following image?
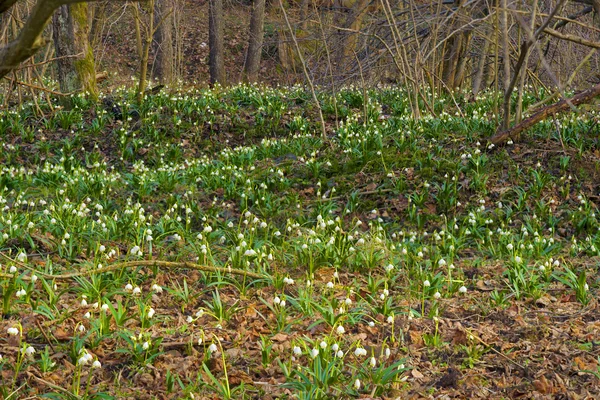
[0,85,600,399]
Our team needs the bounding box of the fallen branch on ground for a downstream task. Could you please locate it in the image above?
[0,256,265,280]
[488,82,600,145]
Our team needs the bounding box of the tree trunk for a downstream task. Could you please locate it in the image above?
[209,0,225,85]
[89,2,107,49]
[472,33,490,96]
[243,0,265,82]
[153,0,174,85]
[52,3,98,100]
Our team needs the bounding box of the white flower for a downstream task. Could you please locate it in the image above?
[354,378,361,390]
[99,245,106,252]
[354,347,367,357]
[280,300,286,307]
[370,356,377,367]
[186,316,193,323]
[132,287,141,296]
[336,325,345,335]
[101,304,109,312]
[81,299,88,306]
[345,297,352,305]
[331,343,339,352]
[310,348,319,358]
[326,281,334,289]
[423,280,430,287]
[208,343,218,353]
[152,284,163,293]
[459,286,467,294]
[16,289,26,297]
[125,283,133,291]
[244,249,256,257]
[387,315,394,324]
[147,308,155,319]
[78,325,85,332]
[7,326,19,336]
[368,321,375,327]
[9,266,17,274]
[293,346,302,356]
[130,245,141,255]
[336,350,344,358]
[273,296,281,305]
[24,346,35,357]
[320,341,327,349]
[92,360,102,368]
[433,292,441,299]
[142,341,150,350]
[84,312,91,319]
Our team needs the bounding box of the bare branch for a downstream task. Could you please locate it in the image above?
[544,27,600,49]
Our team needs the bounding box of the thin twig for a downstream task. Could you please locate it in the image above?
[0,255,265,280]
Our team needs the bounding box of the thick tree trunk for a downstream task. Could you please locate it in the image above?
[243,0,265,83]
[209,0,224,85]
[52,3,98,100]
[153,0,174,84]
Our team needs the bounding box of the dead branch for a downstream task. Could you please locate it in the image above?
[488,82,600,145]
[0,258,266,280]
[544,27,600,49]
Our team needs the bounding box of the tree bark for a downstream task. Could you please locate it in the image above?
[153,0,174,84]
[0,0,142,81]
[488,82,600,145]
[52,3,98,99]
[243,0,265,83]
[209,0,225,85]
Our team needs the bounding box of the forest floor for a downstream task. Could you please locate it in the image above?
[0,85,599,399]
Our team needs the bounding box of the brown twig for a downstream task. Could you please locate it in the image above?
[0,255,265,280]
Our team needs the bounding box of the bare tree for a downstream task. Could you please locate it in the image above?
[243,0,265,82]
[209,0,224,84]
[53,3,98,99]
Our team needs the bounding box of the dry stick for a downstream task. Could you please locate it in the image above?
[279,0,326,140]
[0,258,265,280]
[543,27,600,49]
[313,2,338,130]
[3,76,70,96]
[330,25,437,117]
[501,0,568,131]
[466,330,526,370]
[488,81,600,145]
[379,0,415,116]
[28,373,81,399]
[529,48,598,110]
[515,0,538,124]
[354,50,368,126]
